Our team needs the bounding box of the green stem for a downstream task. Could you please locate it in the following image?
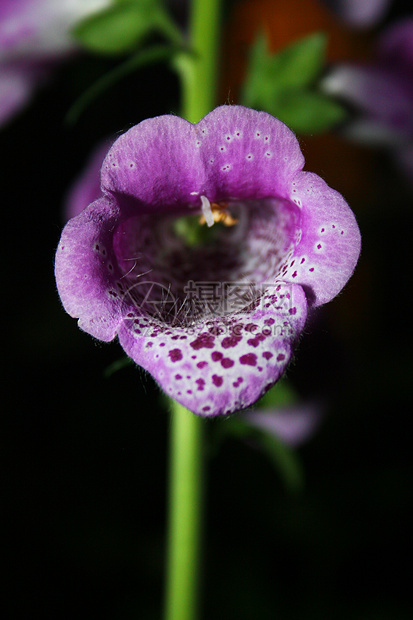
[164,1,222,618]
[164,401,204,620]
[175,0,221,122]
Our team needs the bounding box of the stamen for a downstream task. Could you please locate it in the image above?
[199,197,239,228]
[200,195,214,227]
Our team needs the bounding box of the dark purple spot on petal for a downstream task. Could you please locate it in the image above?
[212,375,223,387]
[289,307,297,315]
[190,333,215,350]
[202,406,211,412]
[264,318,275,326]
[263,351,273,360]
[222,335,242,348]
[169,349,183,362]
[245,323,258,332]
[175,374,182,380]
[221,358,234,368]
[211,351,223,362]
[277,353,285,362]
[197,361,208,369]
[240,353,257,366]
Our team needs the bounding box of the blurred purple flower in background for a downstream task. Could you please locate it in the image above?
[242,402,323,447]
[322,18,413,184]
[0,0,110,127]
[321,0,392,28]
[55,105,360,416]
[64,139,114,222]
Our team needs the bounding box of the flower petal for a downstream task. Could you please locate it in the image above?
[195,105,305,202]
[0,0,111,60]
[281,171,361,307]
[117,283,307,417]
[320,0,391,28]
[101,114,204,210]
[378,18,413,66]
[241,403,323,446]
[101,105,305,211]
[55,197,124,341]
[0,60,47,126]
[322,64,413,136]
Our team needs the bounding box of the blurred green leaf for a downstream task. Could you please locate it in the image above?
[243,32,326,104]
[72,0,183,55]
[214,381,304,493]
[256,379,297,409]
[267,90,348,134]
[228,417,304,493]
[242,32,347,134]
[104,356,133,378]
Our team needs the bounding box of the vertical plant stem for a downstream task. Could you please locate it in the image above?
[175,0,221,122]
[164,1,222,619]
[164,401,204,620]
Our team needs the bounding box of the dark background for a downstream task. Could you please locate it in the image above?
[3,2,412,618]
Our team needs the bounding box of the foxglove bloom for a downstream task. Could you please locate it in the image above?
[0,0,110,126]
[322,19,413,183]
[55,105,360,416]
[242,402,323,447]
[64,139,113,222]
[320,0,392,28]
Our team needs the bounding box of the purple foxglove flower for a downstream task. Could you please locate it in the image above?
[321,19,413,181]
[64,139,114,222]
[0,0,110,126]
[55,105,361,416]
[320,0,392,28]
[241,402,323,447]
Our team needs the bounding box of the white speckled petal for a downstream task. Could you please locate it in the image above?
[101,114,204,211]
[195,105,305,202]
[280,171,361,307]
[100,105,305,211]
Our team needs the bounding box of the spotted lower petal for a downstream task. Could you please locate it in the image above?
[118,283,307,417]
